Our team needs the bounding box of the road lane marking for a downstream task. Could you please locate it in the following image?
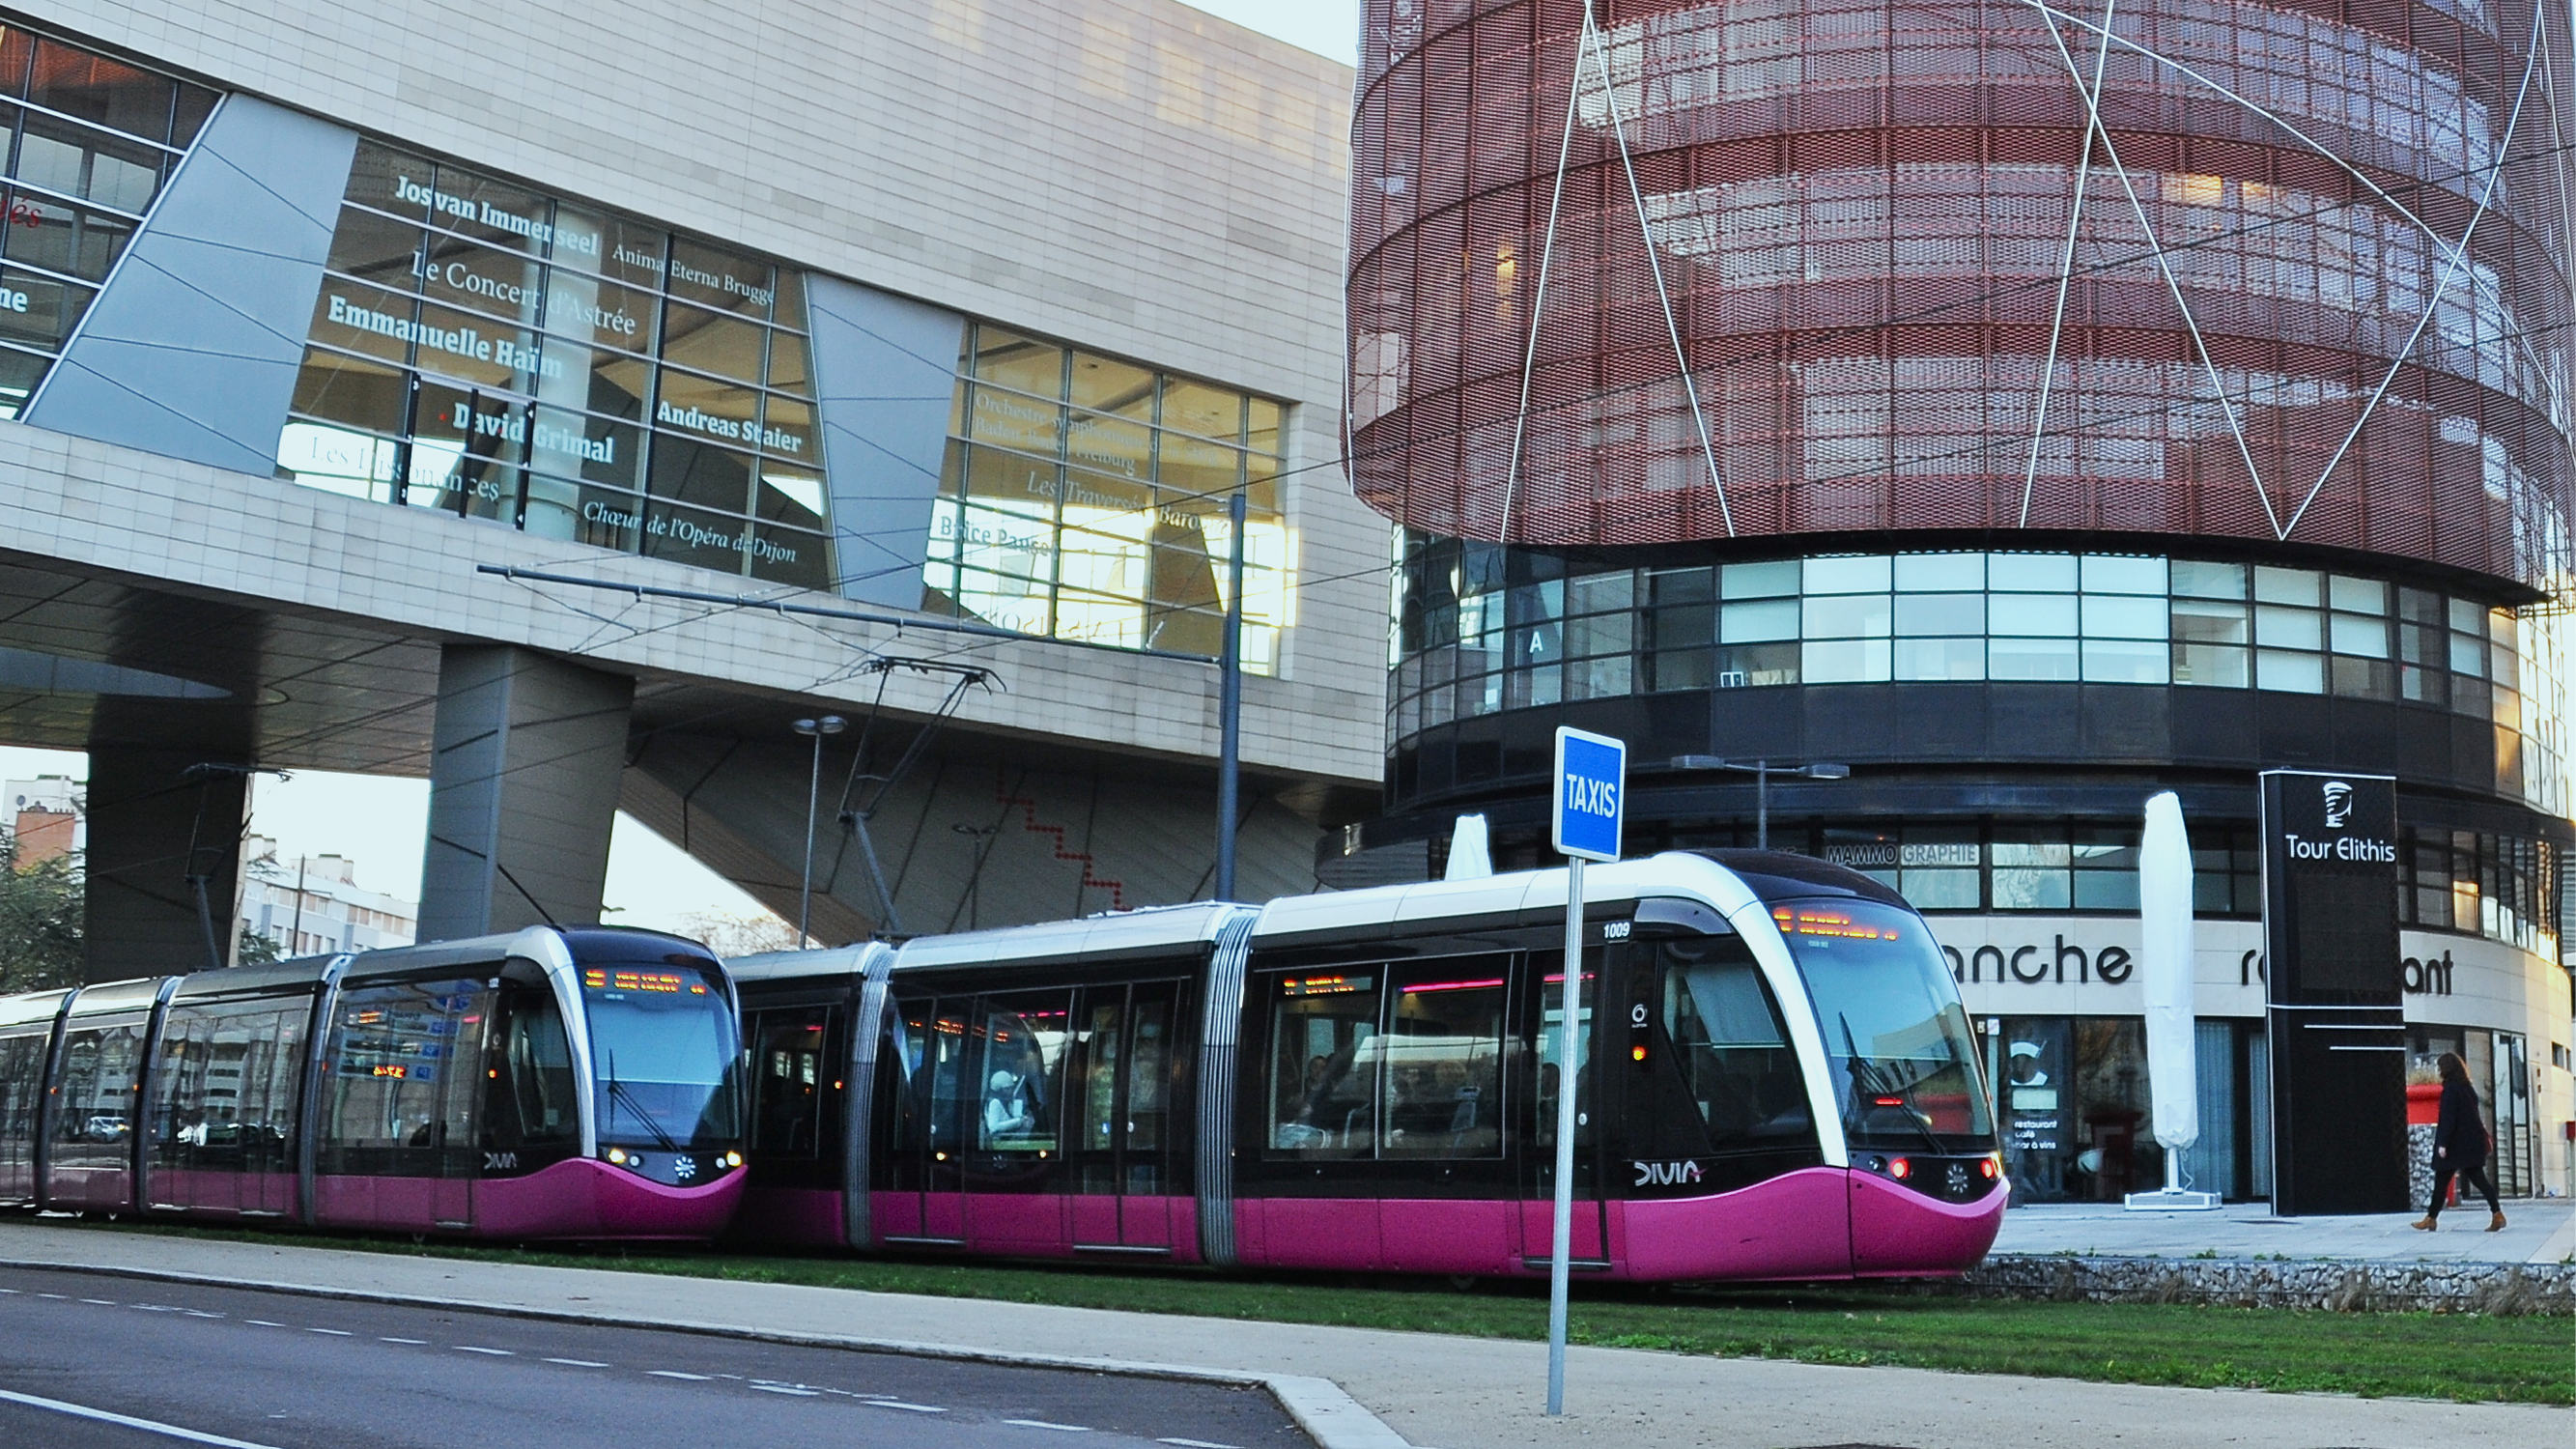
[307,1328,353,1336]
[381,1337,427,1345]
[649,1371,715,1380]
[36,1293,67,1299]
[454,1347,514,1355]
[78,1298,117,1305]
[1157,1439,1241,1448]
[864,1402,948,1413]
[750,1384,821,1397]
[243,1321,282,1327]
[1004,1420,1093,1432]
[0,1386,288,1449]
[544,1358,609,1367]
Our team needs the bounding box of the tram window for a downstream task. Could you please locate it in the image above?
[52,1022,142,1169]
[153,1002,306,1177]
[750,1007,834,1157]
[1265,971,1382,1156]
[490,987,578,1156]
[1536,958,1597,1151]
[1663,945,1809,1150]
[0,1032,43,1192]
[320,980,489,1177]
[1379,962,1505,1158]
[976,992,1069,1153]
[895,1001,972,1158]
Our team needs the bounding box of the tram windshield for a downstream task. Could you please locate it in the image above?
[1769,899,1993,1151]
[580,963,744,1151]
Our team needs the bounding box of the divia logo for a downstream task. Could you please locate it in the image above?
[2322,779,2353,829]
[1632,1159,1704,1187]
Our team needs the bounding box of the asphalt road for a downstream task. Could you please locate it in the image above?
[0,1265,1308,1449]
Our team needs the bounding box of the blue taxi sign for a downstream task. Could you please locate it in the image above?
[1551,726,1625,863]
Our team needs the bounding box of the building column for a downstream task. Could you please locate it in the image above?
[419,645,634,942]
[85,747,248,980]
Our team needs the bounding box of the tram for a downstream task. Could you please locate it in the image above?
[727,851,2004,1281]
[0,926,746,1240]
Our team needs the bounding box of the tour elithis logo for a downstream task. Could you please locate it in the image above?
[2321,779,2353,829]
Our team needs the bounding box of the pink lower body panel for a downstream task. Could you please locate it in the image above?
[1614,1167,1856,1281]
[476,1158,745,1240]
[1848,1170,2005,1276]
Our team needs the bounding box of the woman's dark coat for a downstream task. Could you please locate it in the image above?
[2433,1075,2488,1166]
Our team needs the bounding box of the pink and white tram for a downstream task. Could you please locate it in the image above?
[728,851,2004,1281]
[0,926,746,1240]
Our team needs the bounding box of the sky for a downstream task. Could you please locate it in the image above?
[0,745,768,937]
[1186,1,1359,65]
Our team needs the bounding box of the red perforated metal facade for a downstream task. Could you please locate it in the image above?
[1348,0,2576,590]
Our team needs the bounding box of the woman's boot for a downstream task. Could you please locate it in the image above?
[2488,1211,2507,1232]
[2411,1215,2438,1231]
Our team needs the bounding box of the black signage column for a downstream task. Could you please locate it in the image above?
[2260,770,2407,1215]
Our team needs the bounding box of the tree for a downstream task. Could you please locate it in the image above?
[675,909,806,956]
[235,923,283,967]
[0,826,83,992]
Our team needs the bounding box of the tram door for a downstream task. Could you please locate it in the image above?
[889,995,970,1243]
[1069,980,1180,1252]
[958,990,1074,1254]
[1519,949,1608,1266]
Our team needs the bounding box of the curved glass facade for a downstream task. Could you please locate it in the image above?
[1347,0,2576,588]
[1393,538,2569,816]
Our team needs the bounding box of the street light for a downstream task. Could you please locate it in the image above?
[793,715,846,946]
[1666,755,1851,850]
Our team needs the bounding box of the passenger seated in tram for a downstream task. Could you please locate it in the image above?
[981,1069,1036,1144]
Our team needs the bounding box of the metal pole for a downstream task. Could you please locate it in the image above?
[800,728,822,947]
[289,855,308,956]
[1215,490,1248,901]
[1546,854,1585,1415]
[1755,759,1769,851]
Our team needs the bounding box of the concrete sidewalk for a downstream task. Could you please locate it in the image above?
[1992,1199,2576,1264]
[0,1219,2563,1449]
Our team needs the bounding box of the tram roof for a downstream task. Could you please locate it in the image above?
[894,900,1253,975]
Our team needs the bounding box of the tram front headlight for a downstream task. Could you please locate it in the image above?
[722,1151,744,1169]
[606,1147,628,1166]
[1886,1156,1911,1179]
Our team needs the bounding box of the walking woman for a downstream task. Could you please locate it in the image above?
[2412,1052,2505,1233]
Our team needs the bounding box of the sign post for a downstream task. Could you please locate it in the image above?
[1546,726,1623,1416]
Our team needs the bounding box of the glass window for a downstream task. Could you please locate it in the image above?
[2330,576,2388,614]
[1990,553,2077,590]
[1722,598,1798,641]
[1379,962,1505,1157]
[641,498,753,574]
[2257,649,2325,693]
[2170,560,2246,599]
[320,980,487,1178]
[420,232,545,325]
[542,270,656,354]
[2254,605,2321,650]
[1803,592,1891,639]
[1267,970,1383,1156]
[49,1021,142,1171]
[2072,828,2140,910]
[326,205,423,291]
[15,114,164,213]
[27,39,174,140]
[1900,833,1981,909]
[1803,638,1891,683]
[1722,559,1799,598]
[1993,834,2073,909]
[1896,592,1983,636]
[1989,592,2078,636]
[1161,378,1245,442]
[290,348,409,435]
[1070,351,1154,417]
[2,196,132,282]
[1895,636,1984,681]
[975,993,1069,1152]
[667,237,775,319]
[581,960,742,1151]
[0,266,87,353]
[2253,566,2320,606]
[1803,554,1890,594]
[660,301,766,385]
[1770,899,1991,1146]
[2330,611,2389,658]
[1893,553,1982,591]
[2082,639,2167,683]
[2081,594,2166,639]
[1659,939,1810,1151]
[2081,555,2166,594]
[1989,636,2079,680]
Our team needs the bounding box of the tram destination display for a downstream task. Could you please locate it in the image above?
[2259,770,2406,1215]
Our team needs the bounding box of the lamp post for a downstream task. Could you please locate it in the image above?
[1666,756,1851,850]
[793,715,846,946]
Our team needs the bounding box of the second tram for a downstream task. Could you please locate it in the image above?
[728,851,2003,1280]
[0,926,746,1240]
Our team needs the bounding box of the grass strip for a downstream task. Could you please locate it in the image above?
[59,1219,2575,1406]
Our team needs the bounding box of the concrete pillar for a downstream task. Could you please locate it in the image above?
[420,645,634,942]
[85,747,248,980]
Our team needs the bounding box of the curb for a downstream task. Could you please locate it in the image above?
[0,1256,1412,1449]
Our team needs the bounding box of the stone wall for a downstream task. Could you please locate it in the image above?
[1965,1254,2574,1315]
